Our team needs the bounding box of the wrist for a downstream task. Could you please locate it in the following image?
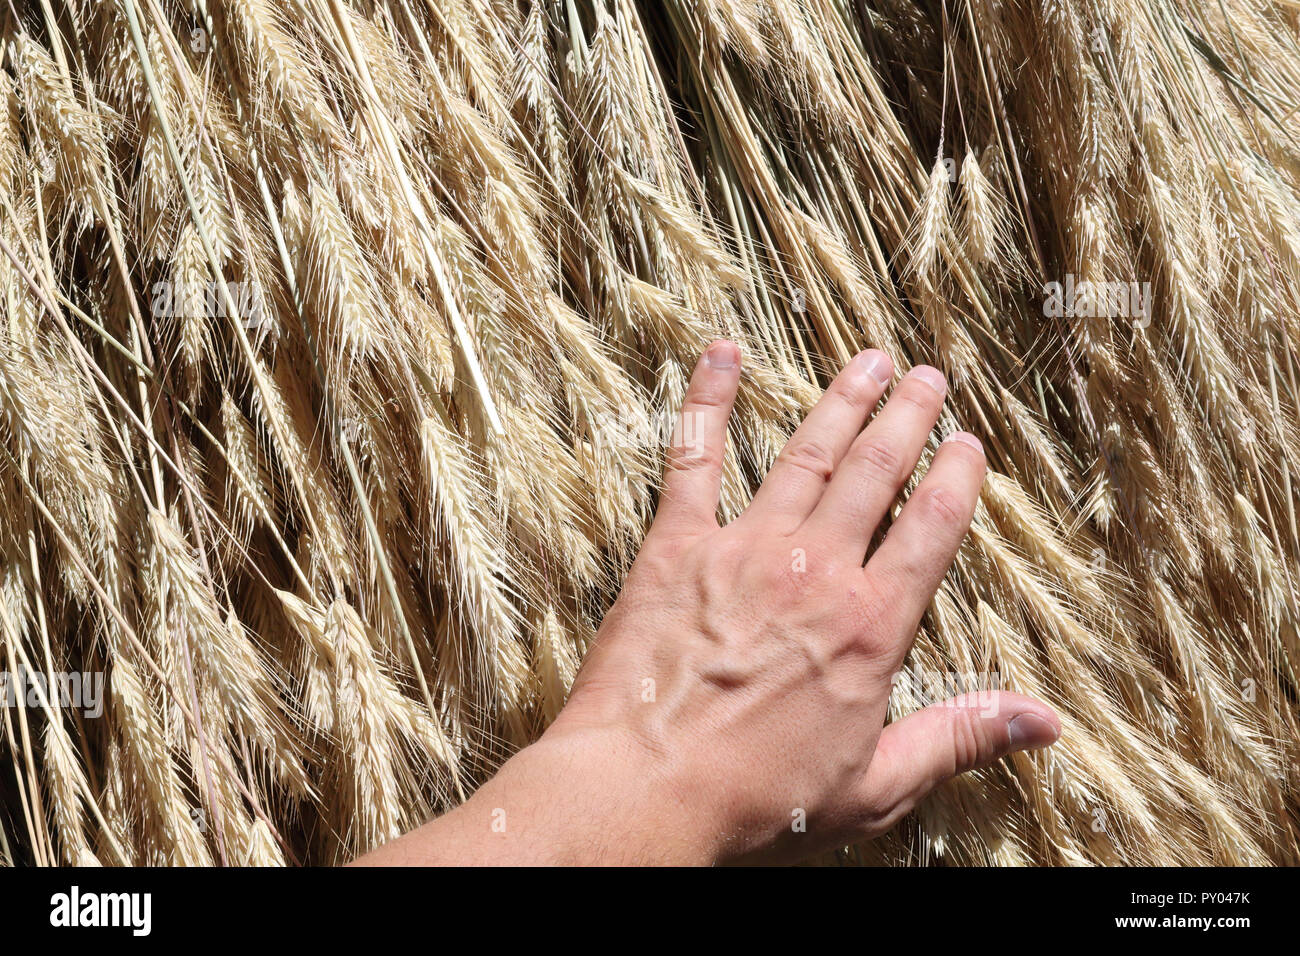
[357,722,732,865]
[472,728,725,865]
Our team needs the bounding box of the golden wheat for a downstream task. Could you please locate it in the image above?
[0,0,1297,865]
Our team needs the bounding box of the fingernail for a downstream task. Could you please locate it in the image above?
[857,349,893,386]
[943,431,983,453]
[907,365,947,396]
[706,340,739,370]
[1007,713,1059,749]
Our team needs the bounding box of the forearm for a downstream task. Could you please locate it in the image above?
[352,342,1060,867]
[351,733,720,866]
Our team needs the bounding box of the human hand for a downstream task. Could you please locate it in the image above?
[357,340,1059,866]
[537,340,1060,863]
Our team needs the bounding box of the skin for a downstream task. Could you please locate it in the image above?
[356,341,1060,866]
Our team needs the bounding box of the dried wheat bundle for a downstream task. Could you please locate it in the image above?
[0,0,1297,866]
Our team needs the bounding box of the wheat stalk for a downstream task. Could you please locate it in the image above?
[0,0,1296,866]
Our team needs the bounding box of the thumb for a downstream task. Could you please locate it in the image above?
[857,692,1060,831]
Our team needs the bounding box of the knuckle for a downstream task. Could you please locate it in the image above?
[850,436,905,485]
[635,530,712,586]
[665,446,719,475]
[916,485,968,527]
[769,564,809,600]
[951,706,989,773]
[632,537,682,576]
[686,387,728,410]
[758,543,812,593]
[776,438,836,482]
[829,375,876,410]
[854,623,894,659]
[843,589,892,651]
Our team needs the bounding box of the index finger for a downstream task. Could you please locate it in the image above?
[655,340,742,533]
